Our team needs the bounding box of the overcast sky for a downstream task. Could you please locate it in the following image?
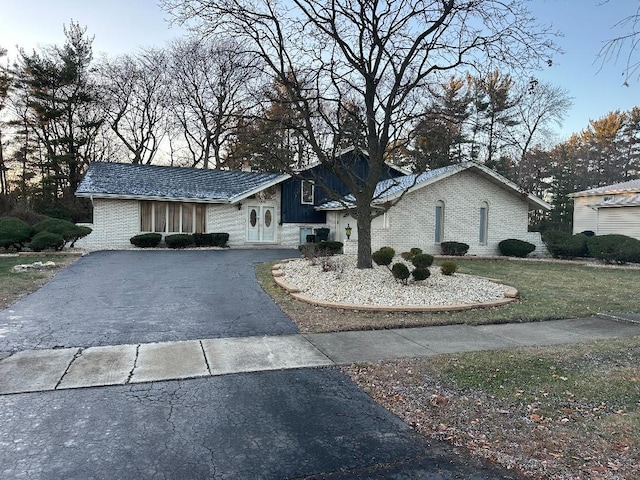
[0,0,638,144]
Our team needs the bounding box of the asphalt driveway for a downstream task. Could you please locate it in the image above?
[0,249,299,351]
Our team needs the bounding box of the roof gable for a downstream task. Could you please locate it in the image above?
[317,162,550,211]
[76,162,289,203]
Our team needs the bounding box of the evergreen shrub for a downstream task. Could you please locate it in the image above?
[412,267,431,281]
[32,218,92,247]
[587,234,640,264]
[0,217,32,251]
[411,253,434,269]
[498,239,536,257]
[211,233,230,247]
[165,234,194,249]
[372,246,395,266]
[193,233,214,247]
[440,261,458,276]
[130,233,162,248]
[440,241,469,256]
[542,230,589,258]
[391,262,410,283]
[28,231,65,252]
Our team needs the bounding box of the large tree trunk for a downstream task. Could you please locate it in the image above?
[356,203,373,269]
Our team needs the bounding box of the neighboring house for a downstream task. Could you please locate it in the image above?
[569,179,640,240]
[318,162,550,256]
[75,153,549,255]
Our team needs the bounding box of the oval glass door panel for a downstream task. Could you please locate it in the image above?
[250,209,257,227]
[264,209,272,228]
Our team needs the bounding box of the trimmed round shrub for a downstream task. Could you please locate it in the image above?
[165,234,195,249]
[581,230,595,237]
[319,240,344,255]
[28,231,65,252]
[542,230,589,258]
[32,218,92,247]
[372,246,395,266]
[0,216,32,251]
[498,238,536,258]
[391,262,410,282]
[411,253,434,269]
[412,267,431,281]
[401,247,424,261]
[211,232,230,247]
[440,261,458,276]
[193,233,214,247]
[587,234,640,264]
[440,241,469,256]
[130,233,162,248]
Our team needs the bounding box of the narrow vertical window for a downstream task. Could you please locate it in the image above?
[140,201,152,232]
[435,200,444,243]
[301,180,315,204]
[195,204,206,233]
[479,202,488,244]
[182,203,193,233]
[154,202,168,233]
[168,203,181,232]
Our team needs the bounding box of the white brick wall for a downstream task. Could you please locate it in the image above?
[341,170,545,256]
[75,199,139,250]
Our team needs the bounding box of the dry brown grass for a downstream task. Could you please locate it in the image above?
[343,339,640,479]
[0,254,81,309]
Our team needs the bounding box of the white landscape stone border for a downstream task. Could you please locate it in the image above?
[271,259,518,313]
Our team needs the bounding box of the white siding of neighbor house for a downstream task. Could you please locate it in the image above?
[573,194,640,240]
[596,207,640,239]
[331,170,544,256]
[572,196,600,235]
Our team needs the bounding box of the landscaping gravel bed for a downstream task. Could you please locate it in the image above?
[281,256,508,306]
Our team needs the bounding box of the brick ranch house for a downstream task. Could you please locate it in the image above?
[75,153,549,255]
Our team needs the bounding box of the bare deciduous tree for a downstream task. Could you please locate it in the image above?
[167,38,256,168]
[96,49,170,165]
[164,0,557,268]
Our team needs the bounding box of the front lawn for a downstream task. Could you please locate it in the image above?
[0,254,80,309]
[257,258,640,333]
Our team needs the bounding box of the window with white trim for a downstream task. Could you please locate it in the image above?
[434,200,444,243]
[140,201,206,233]
[301,180,315,204]
[479,201,488,245]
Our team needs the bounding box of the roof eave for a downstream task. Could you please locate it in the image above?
[75,192,230,204]
[228,174,290,203]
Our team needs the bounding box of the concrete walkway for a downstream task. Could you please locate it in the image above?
[2,315,640,396]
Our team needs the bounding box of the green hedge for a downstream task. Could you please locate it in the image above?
[130,233,162,248]
[297,240,343,256]
[542,230,589,258]
[498,238,536,258]
[440,241,469,256]
[586,234,640,264]
[0,217,32,251]
[32,218,91,247]
[28,231,65,252]
[165,234,195,249]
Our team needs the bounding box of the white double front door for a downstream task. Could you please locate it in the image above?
[247,205,276,242]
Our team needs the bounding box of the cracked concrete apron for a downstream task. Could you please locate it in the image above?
[0,249,299,351]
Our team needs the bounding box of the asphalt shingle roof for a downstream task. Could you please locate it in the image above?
[317,163,465,209]
[571,179,640,197]
[76,162,288,203]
